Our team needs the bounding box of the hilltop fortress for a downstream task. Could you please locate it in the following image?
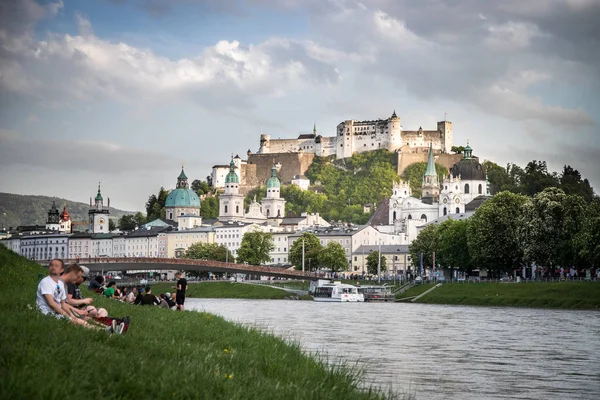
[257,110,453,157]
[212,111,471,192]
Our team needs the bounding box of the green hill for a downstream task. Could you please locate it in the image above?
[0,192,134,229]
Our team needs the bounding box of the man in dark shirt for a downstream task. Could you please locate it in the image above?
[67,266,93,311]
[134,286,160,306]
[175,272,188,311]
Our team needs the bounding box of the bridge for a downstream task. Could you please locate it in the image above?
[39,257,319,281]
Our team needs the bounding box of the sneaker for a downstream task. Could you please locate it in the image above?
[111,319,117,332]
[115,322,125,335]
[105,325,113,334]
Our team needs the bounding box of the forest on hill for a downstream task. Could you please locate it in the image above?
[139,150,596,226]
[0,193,133,230]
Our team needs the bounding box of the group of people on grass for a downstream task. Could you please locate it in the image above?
[36,260,189,334]
[86,272,188,311]
[36,259,130,334]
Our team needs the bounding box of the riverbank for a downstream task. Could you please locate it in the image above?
[0,248,395,399]
[398,281,600,309]
[150,281,295,299]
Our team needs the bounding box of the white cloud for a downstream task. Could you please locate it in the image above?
[485,21,544,49]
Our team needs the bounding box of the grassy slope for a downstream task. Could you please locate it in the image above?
[0,248,392,400]
[414,282,600,309]
[150,282,292,299]
[395,284,436,300]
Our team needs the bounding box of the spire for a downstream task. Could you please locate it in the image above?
[424,142,437,177]
[95,182,103,201]
[177,165,188,188]
[225,156,239,184]
[392,109,397,118]
[313,122,317,135]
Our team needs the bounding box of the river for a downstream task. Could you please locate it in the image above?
[186,299,600,400]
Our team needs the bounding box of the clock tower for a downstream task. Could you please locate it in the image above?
[89,183,111,233]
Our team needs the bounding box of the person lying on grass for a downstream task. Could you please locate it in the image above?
[36,260,125,334]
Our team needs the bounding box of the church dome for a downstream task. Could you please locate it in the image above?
[266,165,280,188]
[165,167,200,208]
[165,188,200,208]
[225,158,239,184]
[60,206,70,221]
[450,144,486,181]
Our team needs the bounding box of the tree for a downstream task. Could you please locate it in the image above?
[520,188,585,269]
[574,199,600,268]
[366,251,387,275]
[200,196,219,219]
[318,242,348,272]
[451,146,465,154]
[520,160,559,197]
[401,162,448,198]
[482,161,512,195]
[192,180,210,195]
[118,215,137,231]
[146,187,169,221]
[184,242,232,262]
[467,191,528,276]
[436,219,472,272]
[559,165,594,203]
[236,229,275,265]
[108,219,116,232]
[133,212,147,227]
[289,232,322,270]
[409,224,439,269]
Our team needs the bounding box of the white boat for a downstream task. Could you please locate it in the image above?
[311,281,365,302]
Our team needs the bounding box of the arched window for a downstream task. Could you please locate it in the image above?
[236,205,239,213]
[421,214,427,222]
[456,207,460,214]
[169,212,173,220]
[443,207,447,216]
[478,184,482,194]
[224,205,228,213]
[408,215,412,220]
[393,211,397,221]
[267,209,270,217]
[465,184,470,194]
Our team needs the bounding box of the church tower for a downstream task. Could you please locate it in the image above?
[421,142,440,201]
[45,201,60,232]
[261,164,286,219]
[389,180,411,224]
[89,183,110,233]
[218,158,245,222]
[59,205,72,234]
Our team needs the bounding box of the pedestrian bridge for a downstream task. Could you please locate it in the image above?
[40,257,318,281]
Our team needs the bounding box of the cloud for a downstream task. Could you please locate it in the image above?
[0,131,179,174]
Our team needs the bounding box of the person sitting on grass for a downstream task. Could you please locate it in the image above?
[134,286,160,306]
[65,266,94,314]
[158,293,176,310]
[37,260,124,334]
[103,281,118,298]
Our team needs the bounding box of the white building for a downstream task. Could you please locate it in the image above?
[211,154,247,189]
[125,227,165,258]
[214,222,268,259]
[69,233,93,260]
[20,233,69,261]
[291,175,310,191]
[257,113,453,158]
[91,233,114,257]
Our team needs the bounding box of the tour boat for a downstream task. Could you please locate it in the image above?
[311,281,365,302]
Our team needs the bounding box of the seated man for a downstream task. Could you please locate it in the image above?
[66,266,94,313]
[37,260,124,334]
[134,286,160,306]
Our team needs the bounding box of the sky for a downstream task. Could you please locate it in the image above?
[0,0,599,212]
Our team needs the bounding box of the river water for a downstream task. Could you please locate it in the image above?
[187,299,600,400]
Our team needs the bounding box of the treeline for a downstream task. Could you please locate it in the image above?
[409,188,600,276]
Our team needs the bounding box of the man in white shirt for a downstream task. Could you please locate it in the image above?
[36,260,98,328]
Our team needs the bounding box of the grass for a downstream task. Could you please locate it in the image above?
[149,281,293,299]
[0,247,398,399]
[395,283,436,300]
[412,282,600,309]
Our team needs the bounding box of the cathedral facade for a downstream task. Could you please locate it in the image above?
[385,143,489,242]
[257,111,453,158]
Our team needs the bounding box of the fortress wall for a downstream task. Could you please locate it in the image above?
[265,139,302,154]
[247,152,315,186]
[397,152,468,175]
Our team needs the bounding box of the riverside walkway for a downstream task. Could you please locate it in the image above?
[37,257,319,281]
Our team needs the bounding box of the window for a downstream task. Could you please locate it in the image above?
[456,207,460,214]
[464,184,470,194]
[478,184,482,194]
[408,214,412,220]
[224,205,228,213]
[421,214,427,222]
[236,205,239,213]
[443,207,447,216]
[393,211,397,221]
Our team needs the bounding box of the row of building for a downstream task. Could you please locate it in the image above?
[2,140,490,273]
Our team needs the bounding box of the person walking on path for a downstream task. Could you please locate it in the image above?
[175,272,188,311]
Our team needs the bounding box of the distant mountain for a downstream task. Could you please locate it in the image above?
[0,192,134,230]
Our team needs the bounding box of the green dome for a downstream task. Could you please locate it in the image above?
[165,188,200,208]
[225,158,239,184]
[266,166,280,188]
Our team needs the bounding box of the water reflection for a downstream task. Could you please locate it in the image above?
[187,299,600,400]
